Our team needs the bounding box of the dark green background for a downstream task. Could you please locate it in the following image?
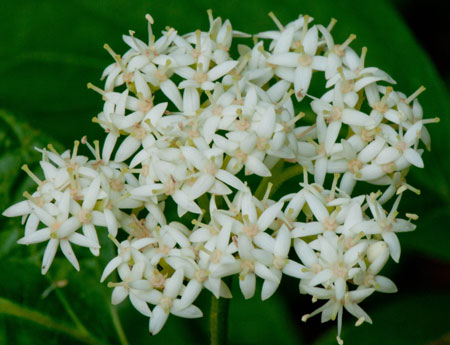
[0,0,449,344]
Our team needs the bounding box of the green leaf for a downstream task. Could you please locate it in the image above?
[314,292,450,345]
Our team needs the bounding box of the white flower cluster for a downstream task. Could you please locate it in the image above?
[3,11,438,343]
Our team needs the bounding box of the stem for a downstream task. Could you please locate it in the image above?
[53,287,90,335]
[209,294,230,345]
[109,304,130,345]
[271,164,303,196]
[0,297,107,345]
[254,160,285,199]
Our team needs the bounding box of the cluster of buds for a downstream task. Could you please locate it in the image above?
[3,11,438,344]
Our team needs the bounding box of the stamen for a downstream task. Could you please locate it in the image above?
[268,12,284,31]
[207,9,214,27]
[355,316,365,327]
[233,77,242,102]
[303,166,309,185]
[235,53,251,75]
[129,30,145,52]
[405,213,419,220]
[108,233,122,249]
[87,83,106,98]
[339,34,357,52]
[295,123,316,139]
[195,30,202,50]
[327,18,337,32]
[107,281,126,288]
[301,314,310,322]
[406,85,426,104]
[94,140,102,161]
[263,182,273,202]
[329,173,340,200]
[302,15,310,39]
[103,44,126,71]
[81,136,97,157]
[22,164,43,186]
[359,47,367,69]
[71,140,80,163]
[277,89,295,108]
[380,86,393,107]
[421,117,440,124]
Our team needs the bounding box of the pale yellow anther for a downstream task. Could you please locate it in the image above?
[145,14,154,25]
[355,316,365,327]
[406,213,419,220]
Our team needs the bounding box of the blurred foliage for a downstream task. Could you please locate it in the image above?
[0,0,449,344]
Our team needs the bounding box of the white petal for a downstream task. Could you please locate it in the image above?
[342,109,375,127]
[179,280,203,309]
[160,79,183,111]
[404,148,424,168]
[112,286,128,305]
[60,239,79,271]
[104,209,118,237]
[245,155,271,177]
[261,278,280,301]
[309,269,333,287]
[68,232,99,249]
[18,228,50,245]
[207,60,238,81]
[3,200,31,217]
[257,202,283,232]
[382,232,401,263]
[216,169,245,190]
[171,300,203,318]
[58,217,81,238]
[41,238,59,274]
[335,277,346,300]
[375,276,397,293]
[149,305,169,335]
[305,192,328,222]
[164,269,184,299]
[239,273,255,299]
[144,102,167,127]
[130,293,152,317]
[101,256,123,282]
[274,225,291,257]
[293,239,318,266]
[82,224,100,256]
[282,260,307,279]
[115,136,141,163]
[172,190,202,214]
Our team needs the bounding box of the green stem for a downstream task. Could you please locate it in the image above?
[254,160,285,199]
[53,287,90,335]
[270,164,303,196]
[109,304,130,345]
[0,297,108,345]
[209,295,230,345]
